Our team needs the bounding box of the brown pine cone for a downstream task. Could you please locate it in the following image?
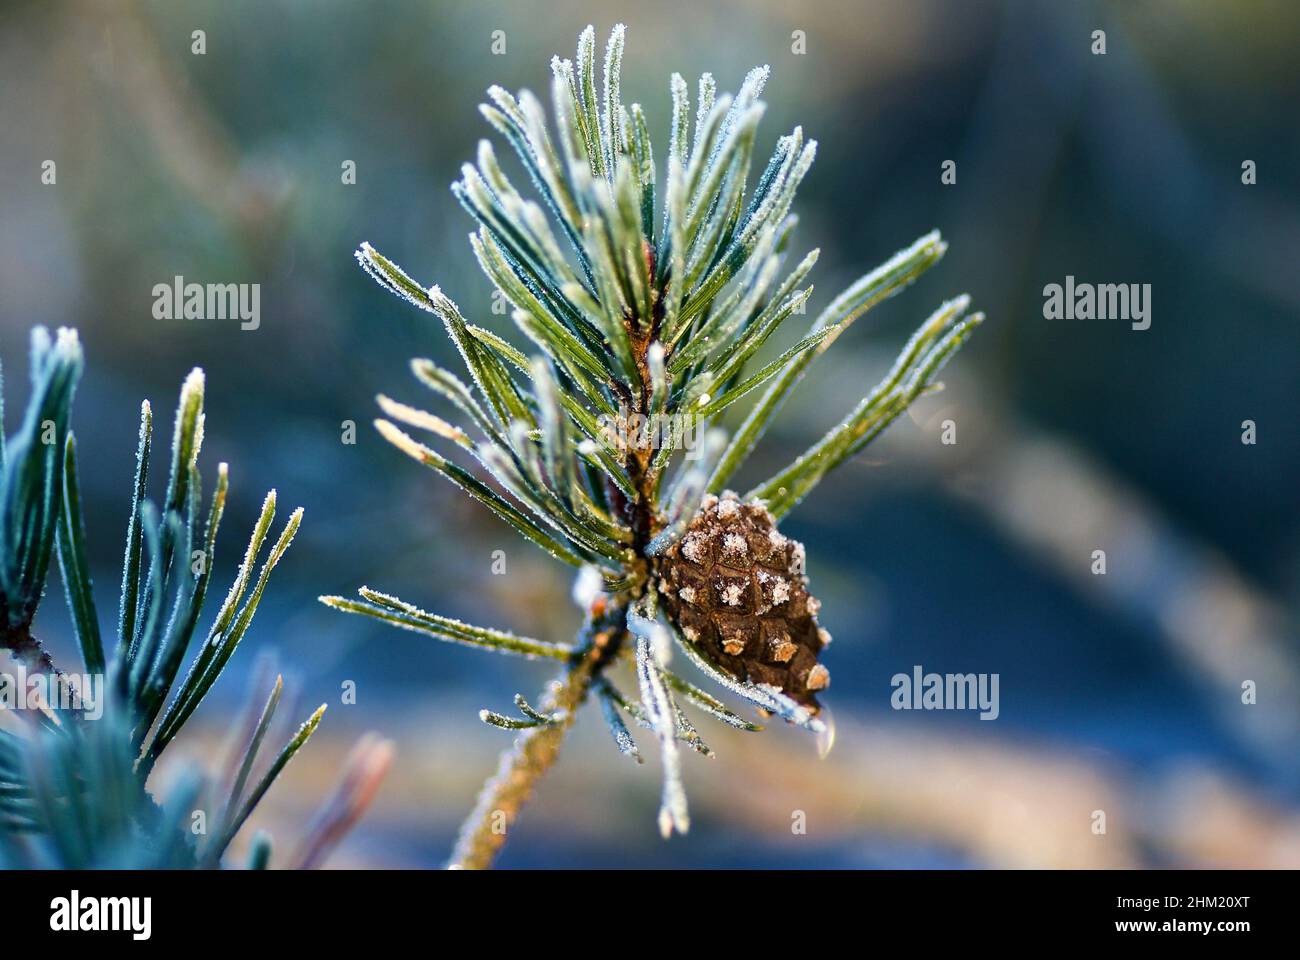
[656,491,831,713]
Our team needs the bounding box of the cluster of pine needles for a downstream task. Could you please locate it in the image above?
[1,328,390,868]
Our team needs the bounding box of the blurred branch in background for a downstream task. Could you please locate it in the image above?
[718,718,1300,868]
[885,372,1300,778]
[298,706,1300,868]
[72,1,292,252]
[715,718,1300,868]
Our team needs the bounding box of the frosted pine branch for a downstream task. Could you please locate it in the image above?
[338,23,983,867]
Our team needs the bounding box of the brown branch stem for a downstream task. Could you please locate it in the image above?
[1,623,76,728]
[447,611,623,870]
[1,623,61,677]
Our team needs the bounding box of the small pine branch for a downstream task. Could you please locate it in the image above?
[0,328,388,870]
[341,24,984,866]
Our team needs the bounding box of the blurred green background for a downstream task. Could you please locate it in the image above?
[2,0,1299,867]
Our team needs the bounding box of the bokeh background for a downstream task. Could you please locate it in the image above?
[2,0,1299,868]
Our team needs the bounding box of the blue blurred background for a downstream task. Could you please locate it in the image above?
[2,0,1299,867]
